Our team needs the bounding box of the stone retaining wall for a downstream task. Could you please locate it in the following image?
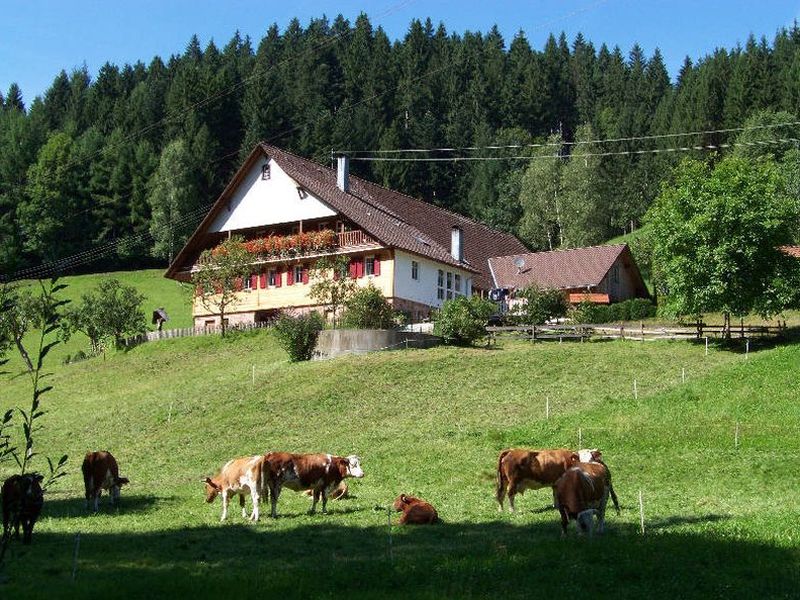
[314,329,442,359]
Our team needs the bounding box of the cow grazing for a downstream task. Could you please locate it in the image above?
[393,494,438,525]
[555,461,611,536]
[203,455,265,522]
[496,449,579,513]
[82,451,129,512]
[264,452,364,517]
[577,448,620,515]
[2,474,44,544]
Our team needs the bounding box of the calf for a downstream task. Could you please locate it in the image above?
[204,455,265,522]
[2,473,44,544]
[82,451,129,512]
[303,480,349,501]
[264,452,364,517]
[555,462,610,537]
[496,448,579,513]
[393,494,438,525]
[578,448,620,514]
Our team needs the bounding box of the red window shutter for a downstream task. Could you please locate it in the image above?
[373,256,381,276]
[287,267,294,286]
[302,266,309,284]
[356,259,364,278]
[260,272,267,289]
[275,269,282,288]
[349,259,358,279]
[250,274,258,289]
[234,278,242,291]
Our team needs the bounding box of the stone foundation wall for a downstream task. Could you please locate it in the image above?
[314,329,441,360]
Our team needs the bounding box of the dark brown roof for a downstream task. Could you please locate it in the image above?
[489,244,634,290]
[166,143,528,288]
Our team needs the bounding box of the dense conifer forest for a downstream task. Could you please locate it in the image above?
[2,15,800,278]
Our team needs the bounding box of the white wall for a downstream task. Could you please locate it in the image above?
[209,158,336,233]
[393,250,473,308]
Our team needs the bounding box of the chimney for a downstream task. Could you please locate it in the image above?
[451,226,464,262]
[337,155,350,193]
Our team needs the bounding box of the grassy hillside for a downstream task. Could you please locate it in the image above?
[1,330,798,598]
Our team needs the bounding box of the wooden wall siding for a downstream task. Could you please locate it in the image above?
[596,256,644,302]
[192,253,395,317]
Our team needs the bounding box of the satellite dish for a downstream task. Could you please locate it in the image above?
[514,257,526,273]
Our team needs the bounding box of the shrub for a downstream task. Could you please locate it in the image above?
[435,296,496,346]
[571,298,656,324]
[512,285,569,324]
[274,312,325,362]
[340,286,396,329]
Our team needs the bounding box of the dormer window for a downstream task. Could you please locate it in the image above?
[261,163,271,180]
[297,187,307,199]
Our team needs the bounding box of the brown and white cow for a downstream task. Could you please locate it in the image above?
[578,448,620,515]
[263,452,364,517]
[82,451,129,512]
[393,494,438,525]
[555,461,611,536]
[203,455,265,522]
[2,473,44,544]
[495,448,579,513]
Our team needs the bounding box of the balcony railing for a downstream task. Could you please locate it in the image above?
[338,229,378,248]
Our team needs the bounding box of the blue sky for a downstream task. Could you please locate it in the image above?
[2,0,799,104]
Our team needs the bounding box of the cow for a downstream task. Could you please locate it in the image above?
[578,448,620,515]
[496,448,579,513]
[303,480,349,501]
[393,494,438,525]
[555,461,611,536]
[1,473,44,544]
[82,451,129,512]
[203,455,265,522]
[263,452,364,517]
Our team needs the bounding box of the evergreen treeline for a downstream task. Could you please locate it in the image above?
[2,15,800,278]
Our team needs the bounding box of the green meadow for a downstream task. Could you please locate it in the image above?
[1,324,798,598]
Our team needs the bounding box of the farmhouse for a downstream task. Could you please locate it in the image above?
[165,143,527,327]
[488,244,650,305]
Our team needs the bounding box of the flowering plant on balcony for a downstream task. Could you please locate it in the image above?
[214,229,338,261]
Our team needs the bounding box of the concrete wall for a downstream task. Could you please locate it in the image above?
[314,329,442,359]
[209,158,336,233]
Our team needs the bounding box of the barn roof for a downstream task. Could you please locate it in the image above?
[166,143,527,289]
[489,244,645,292]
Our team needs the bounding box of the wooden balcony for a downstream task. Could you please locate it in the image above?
[338,229,378,248]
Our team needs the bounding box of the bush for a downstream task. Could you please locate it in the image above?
[274,312,325,362]
[435,296,496,345]
[340,286,396,329]
[512,285,569,324]
[571,298,656,324]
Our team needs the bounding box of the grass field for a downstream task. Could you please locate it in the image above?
[1,326,799,598]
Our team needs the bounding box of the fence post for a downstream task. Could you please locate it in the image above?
[578,427,582,448]
[735,421,740,448]
[745,339,749,359]
[705,337,709,356]
[546,397,550,420]
[681,368,686,384]
[638,491,645,535]
[633,379,638,400]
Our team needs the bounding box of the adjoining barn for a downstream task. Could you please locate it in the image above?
[488,244,650,310]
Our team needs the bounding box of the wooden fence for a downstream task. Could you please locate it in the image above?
[124,321,271,347]
[487,322,791,343]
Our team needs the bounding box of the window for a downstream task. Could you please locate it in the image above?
[268,270,277,287]
[261,163,271,180]
[437,269,445,300]
[455,274,462,293]
[365,257,375,276]
[243,275,252,290]
[446,290,453,300]
[437,288,445,300]
[411,261,419,281]
[446,272,453,290]
[294,265,304,284]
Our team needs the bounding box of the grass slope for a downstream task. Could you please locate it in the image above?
[1,332,798,598]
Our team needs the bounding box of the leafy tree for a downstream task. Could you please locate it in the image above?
[274,311,324,362]
[435,295,496,346]
[191,236,252,337]
[65,278,146,351]
[646,157,800,335]
[341,285,396,329]
[561,123,605,246]
[308,256,358,328]
[518,134,564,250]
[512,285,569,324]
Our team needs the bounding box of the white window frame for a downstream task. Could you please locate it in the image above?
[294,265,304,284]
[365,256,375,277]
[268,269,278,287]
[411,261,419,281]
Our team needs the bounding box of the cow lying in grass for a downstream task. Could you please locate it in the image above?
[264,452,363,517]
[204,455,265,522]
[555,461,611,536]
[2,473,44,544]
[496,449,579,512]
[82,451,129,512]
[393,494,438,525]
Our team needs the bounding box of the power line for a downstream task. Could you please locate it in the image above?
[337,121,800,156]
[348,137,800,162]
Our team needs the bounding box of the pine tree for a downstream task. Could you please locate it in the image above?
[4,83,25,112]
